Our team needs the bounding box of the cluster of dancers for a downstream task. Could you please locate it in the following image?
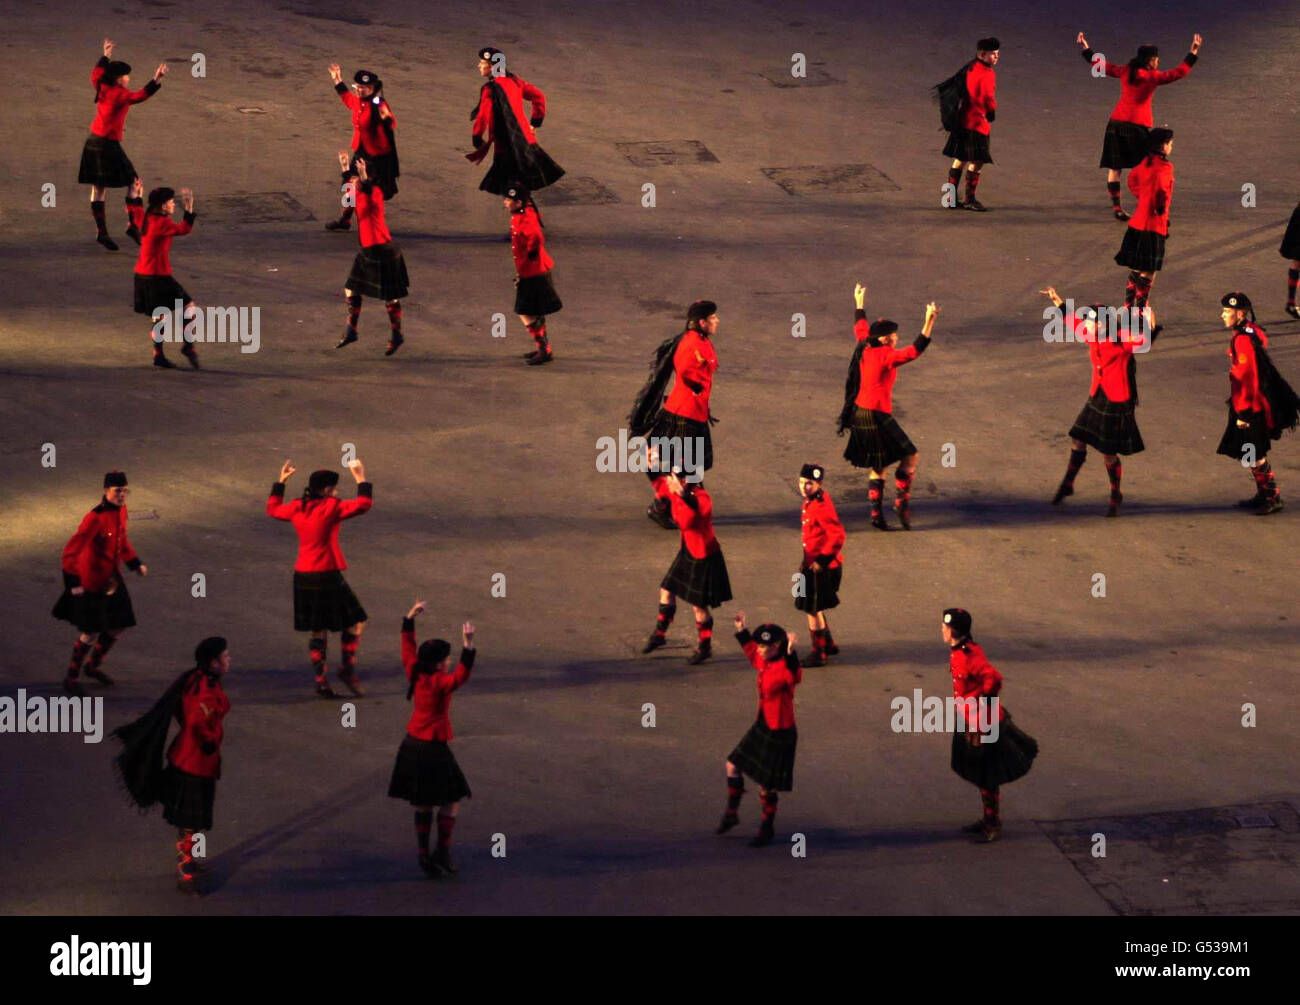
[50,26,1300,893]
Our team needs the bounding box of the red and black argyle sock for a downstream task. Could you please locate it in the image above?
[1107,181,1122,209]
[979,787,1000,826]
[1287,268,1299,307]
[823,627,837,653]
[1124,270,1141,306]
[384,300,402,337]
[91,200,108,236]
[309,637,328,682]
[696,615,714,647]
[1252,461,1279,501]
[760,791,779,823]
[126,196,144,230]
[947,165,962,196]
[868,477,884,519]
[175,829,195,879]
[414,810,433,854]
[1105,458,1123,500]
[436,813,456,850]
[346,293,362,336]
[67,638,93,677]
[811,629,827,656]
[1063,447,1087,488]
[963,168,981,202]
[894,468,914,506]
[339,631,359,673]
[87,633,117,672]
[654,602,676,637]
[726,775,744,813]
[526,317,550,353]
[1133,275,1153,311]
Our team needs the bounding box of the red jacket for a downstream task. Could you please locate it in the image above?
[267,482,373,572]
[167,670,229,779]
[1126,155,1173,235]
[801,489,845,569]
[336,83,395,156]
[89,57,160,140]
[949,640,1005,731]
[1065,309,1147,403]
[60,499,141,593]
[853,317,929,412]
[470,75,546,155]
[1085,49,1197,127]
[960,59,997,135]
[345,175,392,248]
[134,211,195,276]
[401,620,474,742]
[663,330,718,423]
[510,205,553,278]
[738,631,801,730]
[669,485,719,559]
[1228,324,1272,418]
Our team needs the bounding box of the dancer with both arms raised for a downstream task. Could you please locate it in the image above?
[838,284,939,530]
[335,152,408,356]
[133,185,200,369]
[324,65,398,231]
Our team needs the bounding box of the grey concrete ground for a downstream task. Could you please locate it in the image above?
[1,0,1298,915]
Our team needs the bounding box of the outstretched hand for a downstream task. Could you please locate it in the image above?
[462,621,476,648]
[278,459,296,483]
[407,600,426,619]
[103,38,115,58]
[734,611,746,631]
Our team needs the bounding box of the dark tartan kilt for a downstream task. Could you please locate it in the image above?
[293,571,368,632]
[843,407,916,470]
[942,128,992,164]
[78,134,137,187]
[951,716,1038,789]
[346,241,409,300]
[352,149,398,200]
[388,734,472,805]
[480,142,565,194]
[1280,204,1300,260]
[161,766,216,831]
[1114,226,1166,272]
[133,273,192,317]
[649,411,713,472]
[1068,391,1145,455]
[729,716,797,791]
[1099,119,1151,170]
[514,271,564,316]
[51,573,136,633]
[661,546,732,609]
[1216,409,1272,462]
[794,563,841,613]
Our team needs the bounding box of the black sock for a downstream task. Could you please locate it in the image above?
[1107,181,1122,208]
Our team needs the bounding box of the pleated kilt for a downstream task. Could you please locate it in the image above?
[793,563,841,613]
[942,128,992,164]
[388,734,472,805]
[1068,391,1145,455]
[292,571,367,632]
[1216,408,1272,462]
[78,133,137,187]
[133,273,192,317]
[649,410,713,473]
[950,716,1038,789]
[1114,226,1166,272]
[729,716,797,791]
[1280,205,1300,260]
[51,573,137,633]
[843,407,916,470]
[1098,119,1150,170]
[480,142,565,195]
[161,765,216,831]
[346,241,409,300]
[514,270,563,316]
[352,149,398,200]
[661,546,732,609]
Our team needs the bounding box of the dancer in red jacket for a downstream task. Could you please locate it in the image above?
[794,464,845,667]
[335,152,408,355]
[52,471,148,695]
[1043,287,1156,517]
[467,47,564,196]
[504,182,562,364]
[1077,31,1201,219]
[267,458,373,696]
[325,64,398,230]
[1114,129,1174,321]
[718,614,802,847]
[78,37,166,250]
[389,602,476,877]
[942,609,1037,843]
[941,37,999,212]
[838,284,939,530]
[133,185,200,369]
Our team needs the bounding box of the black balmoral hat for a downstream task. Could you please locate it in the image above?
[687,300,718,322]
[103,470,128,488]
[799,463,825,482]
[943,608,973,637]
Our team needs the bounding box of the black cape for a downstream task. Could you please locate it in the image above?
[1243,329,1300,438]
[836,341,869,434]
[628,330,689,437]
[933,61,973,132]
[112,669,193,811]
[478,78,565,194]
